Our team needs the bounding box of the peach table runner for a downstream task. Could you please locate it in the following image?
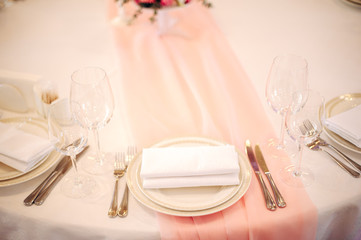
[107,1,317,239]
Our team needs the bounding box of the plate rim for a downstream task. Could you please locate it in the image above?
[136,142,243,211]
[0,117,61,187]
[0,117,51,180]
[324,93,361,153]
[126,136,252,216]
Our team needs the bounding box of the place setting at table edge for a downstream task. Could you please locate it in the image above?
[0,60,360,219]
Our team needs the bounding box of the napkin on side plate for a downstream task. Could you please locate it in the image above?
[140,145,240,189]
[324,104,361,148]
[0,122,54,172]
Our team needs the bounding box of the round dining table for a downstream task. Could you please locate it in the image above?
[0,0,361,239]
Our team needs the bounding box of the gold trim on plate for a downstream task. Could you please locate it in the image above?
[126,136,252,217]
[324,93,361,153]
[0,117,61,187]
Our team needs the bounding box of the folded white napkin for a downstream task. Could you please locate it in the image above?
[0,122,54,172]
[324,104,361,148]
[140,145,240,189]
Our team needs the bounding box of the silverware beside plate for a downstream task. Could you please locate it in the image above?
[24,145,89,206]
[245,140,277,211]
[255,144,286,208]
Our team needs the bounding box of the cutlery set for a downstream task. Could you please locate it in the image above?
[24,146,89,206]
[302,119,361,178]
[108,146,136,218]
[245,140,286,211]
[108,152,126,217]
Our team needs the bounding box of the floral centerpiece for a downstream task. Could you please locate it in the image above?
[118,0,212,23]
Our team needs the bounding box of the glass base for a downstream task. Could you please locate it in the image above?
[263,138,291,163]
[279,165,314,188]
[267,137,286,150]
[267,137,298,159]
[61,174,98,199]
[81,152,113,175]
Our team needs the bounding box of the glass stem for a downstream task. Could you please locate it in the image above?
[278,113,286,148]
[70,154,81,185]
[294,143,303,177]
[92,129,103,165]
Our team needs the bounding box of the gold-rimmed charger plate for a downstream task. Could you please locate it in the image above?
[324,93,361,153]
[126,137,252,217]
[0,117,61,187]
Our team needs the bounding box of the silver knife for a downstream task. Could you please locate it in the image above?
[23,155,68,206]
[245,140,276,211]
[34,145,89,205]
[255,144,286,208]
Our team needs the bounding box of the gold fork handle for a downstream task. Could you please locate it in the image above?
[118,183,129,217]
[326,144,361,171]
[324,150,360,178]
[108,179,119,218]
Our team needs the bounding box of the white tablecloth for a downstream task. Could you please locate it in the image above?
[0,0,361,239]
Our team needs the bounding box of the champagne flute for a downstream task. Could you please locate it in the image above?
[70,67,115,175]
[48,98,97,198]
[265,54,308,150]
[280,90,325,187]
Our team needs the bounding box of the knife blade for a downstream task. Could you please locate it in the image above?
[255,144,286,208]
[34,145,89,205]
[245,140,276,211]
[23,154,68,206]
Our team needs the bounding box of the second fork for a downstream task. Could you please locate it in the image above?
[304,119,361,172]
[117,146,137,218]
[108,152,125,218]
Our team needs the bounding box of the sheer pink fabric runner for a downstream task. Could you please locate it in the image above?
[107,1,317,239]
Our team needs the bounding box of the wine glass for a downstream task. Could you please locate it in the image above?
[48,98,97,198]
[280,90,325,187]
[70,67,115,175]
[265,54,308,150]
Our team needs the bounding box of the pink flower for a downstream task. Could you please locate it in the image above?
[160,0,174,6]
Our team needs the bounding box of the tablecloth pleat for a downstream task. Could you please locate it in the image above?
[107,1,317,239]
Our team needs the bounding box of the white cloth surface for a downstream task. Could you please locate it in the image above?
[324,104,361,148]
[141,146,240,188]
[0,122,54,172]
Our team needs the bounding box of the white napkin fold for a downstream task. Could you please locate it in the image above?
[0,122,54,172]
[324,104,361,148]
[140,145,240,189]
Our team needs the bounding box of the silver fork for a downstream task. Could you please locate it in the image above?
[108,152,126,218]
[117,146,137,218]
[301,121,360,178]
[303,119,361,172]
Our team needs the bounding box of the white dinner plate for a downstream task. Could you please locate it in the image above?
[324,93,361,153]
[127,136,252,216]
[0,117,61,187]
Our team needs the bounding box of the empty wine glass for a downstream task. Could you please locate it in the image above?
[280,90,325,187]
[70,67,115,175]
[48,98,97,198]
[265,54,308,150]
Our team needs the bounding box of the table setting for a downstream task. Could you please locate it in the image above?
[0,0,361,239]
